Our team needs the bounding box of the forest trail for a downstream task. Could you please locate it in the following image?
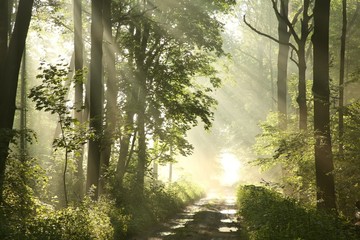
[133,195,242,240]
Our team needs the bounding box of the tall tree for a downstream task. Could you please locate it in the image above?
[244,0,312,130]
[295,0,311,131]
[270,0,312,130]
[0,1,8,75]
[312,0,336,210]
[86,0,104,199]
[276,0,290,130]
[73,0,85,199]
[20,48,27,162]
[134,15,150,198]
[338,0,347,156]
[112,0,234,197]
[100,0,118,194]
[0,0,34,203]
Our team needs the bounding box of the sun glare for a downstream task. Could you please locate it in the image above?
[219,152,241,186]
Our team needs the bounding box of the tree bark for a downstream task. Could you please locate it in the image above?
[73,0,85,200]
[0,0,34,203]
[134,17,150,197]
[20,47,27,162]
[297,46,307,130]
[116,111,135,186]
[100,0,117,194]
[135,60,147,198]
[339,0,347,157]
[136,99,146,196]
[86,0,104,200]
[0,0,8,75]
[297,0,311,131]
[115,23,136,188]
[312,0,337,211]
[277,0,290,130]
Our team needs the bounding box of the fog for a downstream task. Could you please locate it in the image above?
[157,76,276,195]
[156,4,281,194]
[23,0,281,197]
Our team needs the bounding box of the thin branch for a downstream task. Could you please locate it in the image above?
[291,6,304,26]
[270,0,301,44]
[289,48,299,67]
[243,15,297,51]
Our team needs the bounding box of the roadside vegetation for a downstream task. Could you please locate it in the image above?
[236,185,360,240]
[0,171,203,239]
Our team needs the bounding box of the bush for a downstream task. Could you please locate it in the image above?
[0,195,128,240]
[123,179,204,237]
[26,196,123,240]
[237,185,359,240]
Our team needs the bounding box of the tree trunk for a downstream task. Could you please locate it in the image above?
[0,0,8,75]
[115,23,136,188]
[277,0,290,130]
[0,0,34,203]
[20,47,27,162]
[134,13,150,197]
[136,89,146,197]
[297,43,307,131]
[86,0,104,199]
[312,0,337,211]
[339,0,347,157]
[296,0,311,131]
[73,0,85,200]
[116,111,135,186]
[100,0,117,194]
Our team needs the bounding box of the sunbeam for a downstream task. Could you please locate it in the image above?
[219,152,241,186]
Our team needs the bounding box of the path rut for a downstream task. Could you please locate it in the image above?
[135,196,242,240]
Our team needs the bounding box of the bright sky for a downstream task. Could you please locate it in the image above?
[219,152,242,186]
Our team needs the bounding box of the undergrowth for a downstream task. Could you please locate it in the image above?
[237,185,360,240]
[0,156,203,239]
[119,179,204,238]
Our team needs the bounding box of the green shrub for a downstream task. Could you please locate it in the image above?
[26,196,121,240]
[124,179,204,237]
[0,194,128,240]
[237,185,359,240]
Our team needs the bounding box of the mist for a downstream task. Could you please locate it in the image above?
[22,1,281,198]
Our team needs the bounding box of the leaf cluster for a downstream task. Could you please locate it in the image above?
[112,0,235,160]
[237,185,359,240]
[253,112,316,201]
[29,61,92,153]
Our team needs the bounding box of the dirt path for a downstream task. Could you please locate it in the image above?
[139,196,242,240]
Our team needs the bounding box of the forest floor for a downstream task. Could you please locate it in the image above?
[131,195,244,240]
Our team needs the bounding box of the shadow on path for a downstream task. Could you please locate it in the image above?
[135,196,243,240]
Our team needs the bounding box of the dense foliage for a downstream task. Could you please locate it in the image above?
[0,0,231,238]
[2,0,360,238]
[237,185,360,240]
[0,162,202,240]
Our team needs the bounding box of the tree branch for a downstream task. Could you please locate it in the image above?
[243,15,297,51]
[291,6,304,26]
[289,48,299,67]
[270,0,301,44]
